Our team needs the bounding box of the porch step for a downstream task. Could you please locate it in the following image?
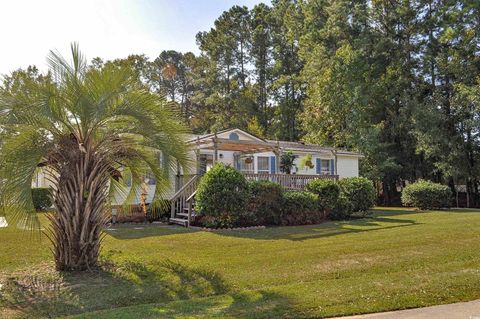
[177,212,196,218]
[169,218,188,227]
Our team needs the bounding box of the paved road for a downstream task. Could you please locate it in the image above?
[333,300,480,319]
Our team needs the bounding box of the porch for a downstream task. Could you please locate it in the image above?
[242,173,338,190]
[169,131,339,226]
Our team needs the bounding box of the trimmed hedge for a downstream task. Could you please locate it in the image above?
[339,177,376,212]
[32,188,52,210]
[247,180,283,225]
[306,179,340,211]
[401,180,452,210]
[330,194,354,220]
[195,164,250,228]
[195,169,375,228]
[281,191,325,225]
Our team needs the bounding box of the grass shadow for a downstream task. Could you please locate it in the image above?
[0,256,229,318]
[104,223,198,240]
[74,289,297,319]
[213,210,422,242]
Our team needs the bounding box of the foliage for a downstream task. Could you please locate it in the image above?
[330,194,354,220]
[280,151,295,174]
[247,180,283,225]
[31,188,52,211]
[281,191,324,225]
[339,177,376,212]
[298,154,314,170]
[246,116,265,138]
[195,164,250,228]
[0,44,189,271]
[401,180,452,210]
[47,0,480,208]
[306,179,340,211]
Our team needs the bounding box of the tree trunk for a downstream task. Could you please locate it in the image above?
[47,150,109,271]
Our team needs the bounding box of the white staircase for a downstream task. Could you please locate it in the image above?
[169,175,199,227]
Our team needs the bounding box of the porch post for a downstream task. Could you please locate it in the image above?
[213,132,218,164]
[195,148,200,175]
[175,159,180,191]
[332,149,338,177]
[275,141,281,174]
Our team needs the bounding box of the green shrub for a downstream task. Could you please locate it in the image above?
[306,179,340,211]
[401,180,452,210]
[247,180,283,225]
[32,188,51,210]
[339,177,376,212]
[281,191,324,225]
[195,164,250,228]
[330,194,354,220]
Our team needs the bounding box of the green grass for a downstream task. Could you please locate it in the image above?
[1,208,480,318]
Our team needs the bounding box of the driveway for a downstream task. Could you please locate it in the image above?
[334,300,480,319]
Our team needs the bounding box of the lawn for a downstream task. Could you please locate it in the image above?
[1,207,480,318]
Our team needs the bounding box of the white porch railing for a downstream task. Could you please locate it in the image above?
[241,173,338,190]
[170,175,200,219]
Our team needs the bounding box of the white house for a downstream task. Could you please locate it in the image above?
[33,128,362,222]
[186,128,361,179]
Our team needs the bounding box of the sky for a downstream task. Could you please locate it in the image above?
[0,0,268,75]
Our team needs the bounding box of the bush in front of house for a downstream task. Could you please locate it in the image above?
[339,177,376,212]
[247,180,283,225]
[306,179,340,211]
[195,164,250,228]
[330,194,354,220]
[32,187,52,210]
[401,180,452,210]
[281,191,325,225]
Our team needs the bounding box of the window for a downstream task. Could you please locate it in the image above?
[239,156,255,173]
[229,132,239,140]
[320,159,330,174]
[257,156,270,173]
[145,171,156,185]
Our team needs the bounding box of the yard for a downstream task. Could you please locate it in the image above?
[1,207,480,318]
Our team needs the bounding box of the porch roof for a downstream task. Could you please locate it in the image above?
[192,137,278,154]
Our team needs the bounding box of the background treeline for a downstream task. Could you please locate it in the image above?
[1,0,480,205]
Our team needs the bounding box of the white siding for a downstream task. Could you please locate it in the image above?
[336,155,359,179]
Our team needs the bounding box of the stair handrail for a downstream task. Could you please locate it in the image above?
[186,189,197,228]
[171,174,199,200]
[170,174,199,218]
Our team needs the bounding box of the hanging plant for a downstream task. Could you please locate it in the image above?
[245,157,253,164]
[299,154,314,170]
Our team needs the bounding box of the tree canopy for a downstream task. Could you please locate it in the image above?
[2,0,480,205]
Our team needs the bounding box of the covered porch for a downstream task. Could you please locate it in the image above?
[189,132,338,189]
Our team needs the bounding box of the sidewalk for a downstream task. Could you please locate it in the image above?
[334,300,480,319]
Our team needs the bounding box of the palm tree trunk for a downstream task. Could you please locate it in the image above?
[47,151,109,271]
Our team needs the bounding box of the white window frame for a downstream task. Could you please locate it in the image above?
[320,159,330,174]
[239,156,255,173]
[257,156,270,173]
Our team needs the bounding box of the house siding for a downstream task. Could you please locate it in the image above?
[336,155,359,179]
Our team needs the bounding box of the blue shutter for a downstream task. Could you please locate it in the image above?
[235,156,241,171]
[316,158,321,174]
[330,159,335,175]
[270,156,276,174]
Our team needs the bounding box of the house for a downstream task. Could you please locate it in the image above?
[167,128,362,226]
[32,128,362,225]
[186,128,361,179]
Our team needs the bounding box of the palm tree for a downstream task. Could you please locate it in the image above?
[0,44,190,271]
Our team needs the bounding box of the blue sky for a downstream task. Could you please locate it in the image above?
[0,0,269,75]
